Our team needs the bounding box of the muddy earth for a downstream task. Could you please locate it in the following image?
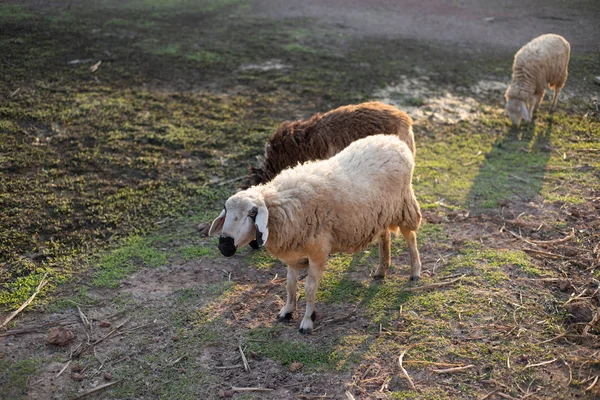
[1,1,599,399]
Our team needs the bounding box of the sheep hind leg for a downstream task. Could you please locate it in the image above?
[551,87,562,112]
[400,225,421,282]
[373,230,391,280]
[277,266,299,322]
[298,260,325,334]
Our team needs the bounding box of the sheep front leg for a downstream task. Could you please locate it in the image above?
[531,92,544,118]
[373,230,391,280]
[299,261,325,334]
[277,266,299,322]
[400,226,421,281]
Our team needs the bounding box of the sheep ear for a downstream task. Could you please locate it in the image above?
[254,205,269,247]
[521,102,531,122]
[208,209,226,236]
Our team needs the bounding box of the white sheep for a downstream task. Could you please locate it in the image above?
[209,134,422,334]
[505,33,570,126]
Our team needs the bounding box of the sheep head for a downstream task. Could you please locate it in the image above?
[505,97,530,126]
[208,192,269,256]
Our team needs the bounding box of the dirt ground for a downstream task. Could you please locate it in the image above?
[1,1,599,399]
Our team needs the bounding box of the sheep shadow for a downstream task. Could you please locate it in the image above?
[466,117,555,210]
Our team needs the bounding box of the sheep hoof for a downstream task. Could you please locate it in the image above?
[372,274,385,281]
[249,240,260,250]
[299,327,312,335]
[277,312,293,322]
[311,311,317,322]
[409,275,420,283]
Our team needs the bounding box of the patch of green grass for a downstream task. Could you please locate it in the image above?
[445,245,533,285]
[92,236,167,288]
[0,358,39,399]
[180,244,217,261]
[0,4,36,23]
[185,50,225,67]
[247,249,279,271]
[390,388,447,400]
[173,281,236,304]
[246,326,337,370]
[0,268,52,310]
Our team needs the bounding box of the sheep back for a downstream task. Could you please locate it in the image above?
[255,134,420,257]
[243,102,414,188]
[505,34,570,101]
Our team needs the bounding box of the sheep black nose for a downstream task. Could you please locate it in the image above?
[218,236,236,257]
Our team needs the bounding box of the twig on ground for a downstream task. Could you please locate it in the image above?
[405,361,463,368]
[215,364,243,370]
[432,364,474,374]
[345,391,356,400]
[537,333,566,344]
[231,387,273,392]
[522,248,569,260]
[402,275,466,292]
[296,395,333,399]
[0,319,76,337]
[1,273,48,329]
[496,393,519,400]
[71,318,131,358]
[56,360,71,378]
[216,175,245,186]
[313,306,358,332]
[507,352,511,369]
[565,286,595,306]
[398,343,419,391]
[478,389,500,400]
[584,376,599,392]
[166,355,186,367]
[69,380,121,399]
[239,345,250,372]
[530,228,575,246]
[563,359,573,386]
[524,358,557,369]
[515,277,565,282]
[505,227,576,247]
[583,309,600,336]
[77,306,93,344]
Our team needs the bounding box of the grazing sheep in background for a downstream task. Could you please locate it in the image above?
[505,33,570,126]
[209,135,422,334]
[241,101,415,189]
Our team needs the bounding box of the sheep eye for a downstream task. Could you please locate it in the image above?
[248,207,258,220]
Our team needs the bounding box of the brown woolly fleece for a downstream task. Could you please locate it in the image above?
[242,102,414,189]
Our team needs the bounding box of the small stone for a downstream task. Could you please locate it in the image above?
[99,320,111,328]
[218,389,233,398]
[47,327,75,346]
[423,211,443,224]
[303,386,311,394]
[558,280,572,292]
[197,222,211,237]
[566,301,594,324]
[171,335,180,342]
[71,373,85,381]
[288,362,304,372]
[497,199,511,207]
[103,372,112,381]
[71,363,84,373]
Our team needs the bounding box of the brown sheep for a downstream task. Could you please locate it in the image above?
[241,101,414,189]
